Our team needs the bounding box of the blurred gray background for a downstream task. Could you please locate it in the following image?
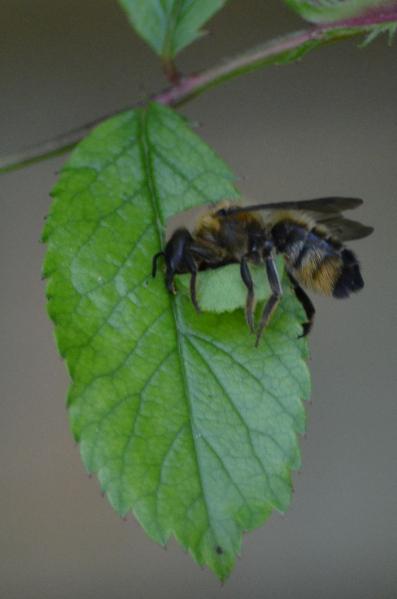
[1,1,396,598]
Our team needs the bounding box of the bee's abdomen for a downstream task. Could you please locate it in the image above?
[332,248,364,298]
[291,230,334,269]
[294,242,364,297]
[272,222,364,297]
[294,252,341,296]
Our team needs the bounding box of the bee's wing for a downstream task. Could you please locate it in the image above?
[223,197,373,242]
[234,197,364,214]
[279,198,373,240]
[279,197,364,213]
[316,216,374,241]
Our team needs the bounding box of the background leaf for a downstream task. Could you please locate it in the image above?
[43,103,310,579]
[284,0,394,23]
[118,0,229,58]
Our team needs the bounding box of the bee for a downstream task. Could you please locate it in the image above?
[152,197,373,345]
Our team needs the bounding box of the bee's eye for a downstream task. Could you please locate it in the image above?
[217,208,227,217]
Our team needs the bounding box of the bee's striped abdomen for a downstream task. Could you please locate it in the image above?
[271,220,364,297]
[291,231,341,295]
[332,248,364,298]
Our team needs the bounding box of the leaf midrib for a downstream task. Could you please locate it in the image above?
[161,0,185,58]
[138,106,214,542]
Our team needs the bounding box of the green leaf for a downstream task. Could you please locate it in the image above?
[118,0,229,58]
[284,0,393,23]
[178,260,285,313]
[43,102,310,580]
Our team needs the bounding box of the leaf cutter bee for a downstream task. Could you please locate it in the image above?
[152,197,373,346]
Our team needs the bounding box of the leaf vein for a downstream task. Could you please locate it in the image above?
[187,330,300,426]
[185,335,279,505]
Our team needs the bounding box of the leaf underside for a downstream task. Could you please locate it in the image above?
[118,0,229,58]
[43,103,310,579]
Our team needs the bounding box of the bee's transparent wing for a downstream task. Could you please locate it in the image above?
[223,197,373,242]
[316,216,374,241]
[229,197,364,214]
[275,197,364,213]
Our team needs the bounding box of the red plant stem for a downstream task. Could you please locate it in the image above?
[1,3,397,174]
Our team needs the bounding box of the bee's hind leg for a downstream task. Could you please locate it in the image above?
[240,256,255,333]
[287,273,315,337]
[256,256,283,347]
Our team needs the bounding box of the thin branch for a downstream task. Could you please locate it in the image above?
[0,112,129,174]
[1,4,397,175]
[161,57,182,85]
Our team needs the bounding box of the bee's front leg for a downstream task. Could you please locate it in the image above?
[152,252,165,278]
[188,240,229,313]
[184,252,200,312]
